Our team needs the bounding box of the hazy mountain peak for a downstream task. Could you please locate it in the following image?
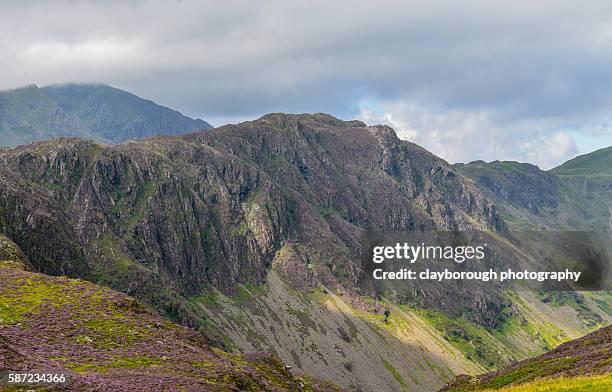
[0,83,212,146]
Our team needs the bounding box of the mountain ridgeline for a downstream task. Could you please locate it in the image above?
[0,113,504,316]
[0,84,212,146]
[0,113,609,391]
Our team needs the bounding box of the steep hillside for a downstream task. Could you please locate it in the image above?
[0,235,338,391]
[186,246,609,391]
[186,267,486,392]
[440,324,612,391]
[0,113,608,391]
[0,84,211,146]
[453,161,559,216]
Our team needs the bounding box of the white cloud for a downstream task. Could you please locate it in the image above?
[521,132,578,169]
[357,100,581,169]
[19,39,150,72]
[357,107,419,140]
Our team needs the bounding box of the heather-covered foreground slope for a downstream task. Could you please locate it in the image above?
[440,324,612,391]
[0,236,339,392]
[482,375,611,392]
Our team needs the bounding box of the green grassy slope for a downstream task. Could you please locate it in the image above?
[550,146,612,178]
[439,324,612,391]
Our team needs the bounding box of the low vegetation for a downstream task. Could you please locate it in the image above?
[441,324,611,391]
[0,237,339,391]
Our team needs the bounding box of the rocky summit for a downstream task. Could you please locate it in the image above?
[0,113,505,325]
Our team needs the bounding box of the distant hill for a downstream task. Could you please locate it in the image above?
[0,83,212,146]
[550,146,612,178]
[0,84,94,145]
[455,147,612,231]
[440,324,612,391]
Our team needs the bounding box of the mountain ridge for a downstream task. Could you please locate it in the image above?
[550,145,612,178]
[0,113,609,391]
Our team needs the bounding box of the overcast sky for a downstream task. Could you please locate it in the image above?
[2,0,611,168]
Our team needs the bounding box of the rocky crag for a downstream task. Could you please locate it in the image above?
[455,146,612,231]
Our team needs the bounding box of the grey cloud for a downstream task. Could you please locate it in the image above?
[1,0,611,166]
